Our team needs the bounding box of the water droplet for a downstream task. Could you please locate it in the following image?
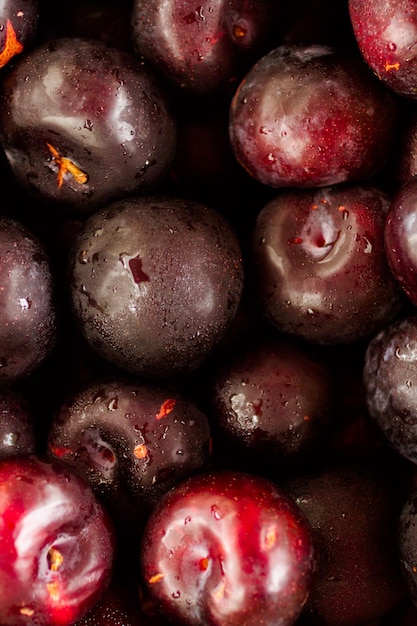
[84,119,94,131]
[184,515,191,524]
[406,380,413,388]
[107,397,118,411]
[78,250,89,264]
[19,297,31,310]
[2,432,18,446]
[176,449,184,455]
[388,42,397,51]
[211,504,222,520]
[172,591,181,599]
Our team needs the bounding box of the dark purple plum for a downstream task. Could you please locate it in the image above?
[252,183,404,345]
[47,376,212,521]
[0,214,57,384]
[68,195,244,380]
[0,455,115,625]
[141,470,315,626]
[385,175,417,306]
[210,331,335,472]
[349,0,417,99]
[229,44,398,188]
[286,465,406,626]
[0,37,177,213]
[131,0,282,96]
[363,313,417,465]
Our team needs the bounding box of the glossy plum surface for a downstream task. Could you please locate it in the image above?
[0,37,177,213]
[0,456,115,625]
[210,331,335,472]
[349,0,417,98]
[229,44,398,188]
[363,313,417,465]
[47,376,212,522]
[0,215,57,383]
[141,470,315,626]
[385,175,417,306]
[68,195,244,379]
[252,183,404,344]
[131,0,281,96]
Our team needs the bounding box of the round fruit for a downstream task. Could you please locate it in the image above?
[229,44,398,188]
[0,456,115,625]
[0,37,177,213]
[68,195,244,379]
[141,470,315,626]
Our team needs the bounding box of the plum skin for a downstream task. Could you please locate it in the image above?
[68,195,244,379]
[349,0,417,98]
[229,44,398,189]
[252,183,404,345]
[363,313,417,465]
[141,470,315,626]
[47,376,212,521]
[130,0,281,96]
[0,37,177,213]
[0,456,115,626]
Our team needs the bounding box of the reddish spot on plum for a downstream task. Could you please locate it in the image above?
[128,255,150,284]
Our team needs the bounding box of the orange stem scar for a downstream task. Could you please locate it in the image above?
[0,20,23,69]
[46,143,88,189]
[385,61,400,72]
[48,547,64,571]
[156,398,176,420]
[134,443,148,459]
[148,572,165,584]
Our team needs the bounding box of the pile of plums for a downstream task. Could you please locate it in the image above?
[1,0,417,624]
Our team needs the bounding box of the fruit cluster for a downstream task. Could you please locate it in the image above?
[1,0,417,624]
